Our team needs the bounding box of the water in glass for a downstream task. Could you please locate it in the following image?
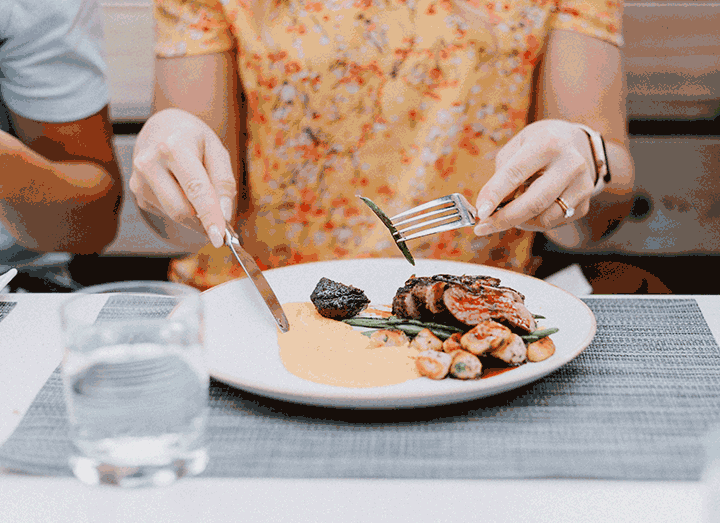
[60,282,208,487]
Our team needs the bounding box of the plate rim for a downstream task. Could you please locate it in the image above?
[203,258,597,409]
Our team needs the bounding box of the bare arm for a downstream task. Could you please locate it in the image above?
[0,105,122,254]
[154,52,242,171]
[533,29,635,248]
[132,51,243,250]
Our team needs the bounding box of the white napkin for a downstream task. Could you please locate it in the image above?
[543,263,593,296]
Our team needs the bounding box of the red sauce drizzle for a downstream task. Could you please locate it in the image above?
[481,366,514,379]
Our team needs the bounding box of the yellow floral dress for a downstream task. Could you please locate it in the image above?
[154,0,624,290]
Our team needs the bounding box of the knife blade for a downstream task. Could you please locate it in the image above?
[225,227,290,333]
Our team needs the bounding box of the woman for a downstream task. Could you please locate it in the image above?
[132,0,635,290]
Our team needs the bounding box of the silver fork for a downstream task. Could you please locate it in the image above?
[391,193,478,243]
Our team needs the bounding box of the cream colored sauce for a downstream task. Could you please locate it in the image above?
[278,302,421,388]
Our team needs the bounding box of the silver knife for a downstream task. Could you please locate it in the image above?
[225,227,290,333]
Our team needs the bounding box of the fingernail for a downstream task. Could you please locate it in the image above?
[208,225,224,248]
[474,223,495,236]
[476,201,495,220]
[220,197,233,222]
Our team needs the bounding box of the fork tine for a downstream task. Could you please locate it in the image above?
[396,220,465,242]
[388,193,478,243]
[394,211,462,237]
[389,195,454,221]
[392,205,459,228]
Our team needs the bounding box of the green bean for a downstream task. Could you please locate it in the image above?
[346,316,558,344]
[342,318,391,328]
[520,327,559,342]
[343,317,463,334]
[401,318,464,333]
[358,196,415,266]
[344,316,463,333]
[343,318,458,340]
[391,325,457,340]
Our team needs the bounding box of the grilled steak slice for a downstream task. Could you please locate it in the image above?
[431,274,503,291]
[442,284,536,333]
[391,276,450,318]
[392,276,430,320]
[391,274,536,332]
[413,280,448,314]
[431,274,526,303]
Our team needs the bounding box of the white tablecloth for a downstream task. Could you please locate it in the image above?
[1,293,718,523]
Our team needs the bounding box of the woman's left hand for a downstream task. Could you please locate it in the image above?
[472,119,598,236]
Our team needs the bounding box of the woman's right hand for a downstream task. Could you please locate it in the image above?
[130,108,236,248]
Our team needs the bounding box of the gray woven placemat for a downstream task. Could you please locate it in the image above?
[0,301,17,322]
[2,298,720,480]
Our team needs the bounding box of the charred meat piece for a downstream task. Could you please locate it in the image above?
[392,274,537,333]
[310,277,370,319]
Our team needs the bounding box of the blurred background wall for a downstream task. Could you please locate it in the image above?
[601,2,720,256]
[97,0,720,288]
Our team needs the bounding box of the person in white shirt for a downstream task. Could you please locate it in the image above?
[0,0,122,291]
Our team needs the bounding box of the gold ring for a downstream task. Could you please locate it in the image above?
[556,197,575,219]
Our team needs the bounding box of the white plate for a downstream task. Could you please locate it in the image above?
[203,258,596,408]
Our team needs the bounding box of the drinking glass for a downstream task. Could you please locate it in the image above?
[60,281,208,487]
